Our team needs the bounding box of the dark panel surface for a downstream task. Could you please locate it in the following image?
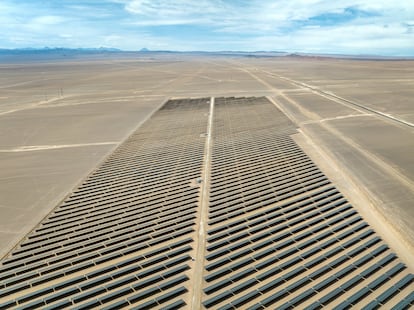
[0,97,412,309]
[0,98,210,309]
[202,97,413,309]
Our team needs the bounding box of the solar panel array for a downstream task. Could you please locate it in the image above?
[0,97,413,309]
[201,97,414,309]
[0,98,210,309]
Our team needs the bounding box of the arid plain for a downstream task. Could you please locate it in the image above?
[0,53,413,268]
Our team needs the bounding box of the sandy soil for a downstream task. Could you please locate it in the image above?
[0,54,413,262]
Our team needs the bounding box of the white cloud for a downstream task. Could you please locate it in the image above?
[248,22,413,55]
[120,0,231,27]
[31,15,65,26]
[0,0,412,54]
[119,0,414,29]
[59,34,73,38]
[127,19,200,26]
[123,0,224,16]
[110,0,414,54]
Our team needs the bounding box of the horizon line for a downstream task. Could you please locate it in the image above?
[1,47,414,58]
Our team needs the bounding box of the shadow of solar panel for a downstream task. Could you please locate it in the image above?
[202,97,413,309]
[0,98,210,309]
[0,96,412,309]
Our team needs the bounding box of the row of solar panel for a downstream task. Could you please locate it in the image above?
[0,98,212,309]
[203,97,412,309]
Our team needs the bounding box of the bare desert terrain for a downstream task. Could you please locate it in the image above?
[0,54,413,260]
[0,53,413,308]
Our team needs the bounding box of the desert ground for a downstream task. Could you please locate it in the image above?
[0,53,413,265]
[0,53,414,309]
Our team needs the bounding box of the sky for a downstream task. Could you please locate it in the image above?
[0,0,413,55]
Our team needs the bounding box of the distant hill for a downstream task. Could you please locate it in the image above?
[0,47,122,53]
[0,47,127,63]
[0,48,412,62]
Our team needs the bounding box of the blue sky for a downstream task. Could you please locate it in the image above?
[0,0,413,55]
